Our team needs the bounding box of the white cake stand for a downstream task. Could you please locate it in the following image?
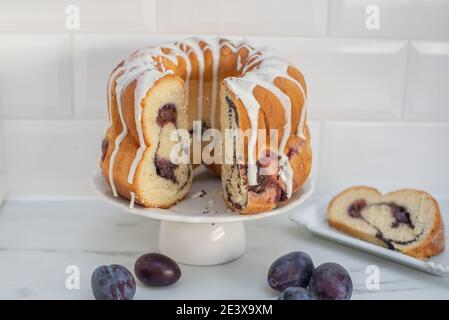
[92,168,313,266]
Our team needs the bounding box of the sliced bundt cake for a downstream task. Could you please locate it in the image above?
[101,38,312,213]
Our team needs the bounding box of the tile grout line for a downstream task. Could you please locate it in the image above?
[325,0,331,36]
[315,120,325,195]
[0,31,446,43]
[153,0,159,33]
[70,32,75,118]
[399,40,412,120]
[3,118,449,125]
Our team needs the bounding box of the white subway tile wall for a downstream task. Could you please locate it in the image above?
[248,37,408,120]
[404,41,449,121]
[0,0,448,197]
[157,0,328,36]
[3,120,107,198]
[307,121,321,182]
[318,122,449,197]
[329,0,449,40]
[0,116,4,203]
[73,34,178,118]
[0,0,156,32]
[0,34,72,118]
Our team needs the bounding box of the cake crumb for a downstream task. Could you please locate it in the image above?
[191,190,207,199]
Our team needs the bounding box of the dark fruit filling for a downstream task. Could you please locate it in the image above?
[347,199,420,251]
[226,146,288,204]
[275,186,288,202]
[287,145,299,159]
[154,155,178,183]
[227,191,243,210]
[258,150,278,170]
[248,174,274,194]
[347,199,367,218]
[376,231,422,249]
[224,96,245,210]
[101,138,109,161]
[347,199,414,228]
[156,103,177,127]
[248,174,288,203]
[224,96,289,207]
[226,95,238,117]
[375,233,395,250]
[225,166,244,210]
[244,152,289,204]
[389,203,414,228]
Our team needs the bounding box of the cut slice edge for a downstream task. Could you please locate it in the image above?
[136,74,192,208]
[327,186,445,260]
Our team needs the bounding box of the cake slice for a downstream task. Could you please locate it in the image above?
[102,73,193,208]
[327,186,445,259]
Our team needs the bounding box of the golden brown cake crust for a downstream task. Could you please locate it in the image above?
[238,127,312,215]
[392,189,445,259]
[101,74,191,208]
[101,38,312,213]
[327,186,445,259]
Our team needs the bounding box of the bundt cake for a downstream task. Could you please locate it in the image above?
[100,37,312,214]
[328,186,445,259]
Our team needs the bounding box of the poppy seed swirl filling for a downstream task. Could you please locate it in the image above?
[223,96,247,210]
[223,96,290,210]
[156,103,177,126]
[347,199,423,250]
[153,103,190,189]
[101,38,313,212]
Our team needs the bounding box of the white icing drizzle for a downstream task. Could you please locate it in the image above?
[107,43,191,198]
[183,38,205,120]
[129,192,136,209]
[160,43,192,101]
[297,99,307,140]
[225,46,307,198]
[222,40,255,55]
[108,60,154,197]
[225,77,260,186]
[236,55,243,72]
[203,38,222,128]
[133,44,192,101]
[106,37,308,202]
[127,69,174,185]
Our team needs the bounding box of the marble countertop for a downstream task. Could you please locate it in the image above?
[0,197,448,300]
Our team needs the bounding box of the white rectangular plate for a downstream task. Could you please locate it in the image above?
[290,199,449,276]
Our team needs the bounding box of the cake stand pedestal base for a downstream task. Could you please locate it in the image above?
[158,221,246,266]
[92,170,313,266]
